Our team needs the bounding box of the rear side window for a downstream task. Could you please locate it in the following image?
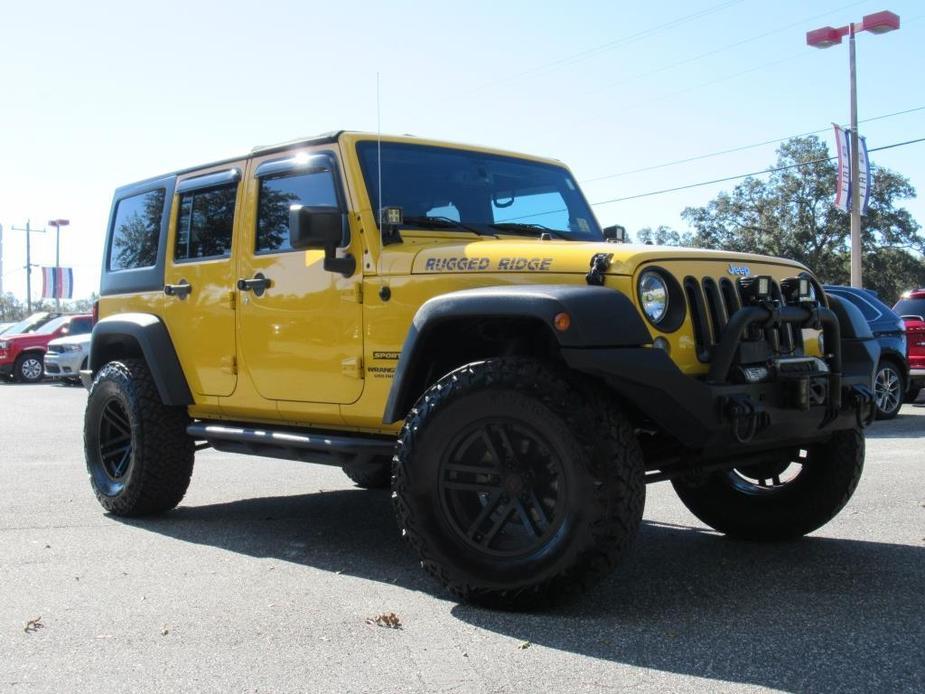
[108,189,166,271]
[69,317,92,335]
[175,184,237,261]
[256,171,338,253]
[838,292,881,321]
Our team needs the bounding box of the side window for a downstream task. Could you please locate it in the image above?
[256,170,338,254]
[841,292,880,321]
[108,189,166,271]
[69,318,92,335]
[174,184,237,261]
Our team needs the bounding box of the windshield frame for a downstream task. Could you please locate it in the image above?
[1,312,56,336]
[356,140,603,241]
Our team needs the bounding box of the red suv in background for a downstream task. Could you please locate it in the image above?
[894,289,925,403]
[0,313,93,383]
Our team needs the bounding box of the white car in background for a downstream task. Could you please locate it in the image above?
[44,333,91,385]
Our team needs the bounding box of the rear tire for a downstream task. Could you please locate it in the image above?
[343,456,391,489]
[392,358,645,609]
[84,359,194,516]
[672,430,864,541]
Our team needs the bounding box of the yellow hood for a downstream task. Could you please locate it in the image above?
[408,239,810,277]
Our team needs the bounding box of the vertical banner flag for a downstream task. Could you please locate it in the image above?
[833,124,850,212]
[42,267,74,299]
[832,124,873,215]
[857,134,871,215]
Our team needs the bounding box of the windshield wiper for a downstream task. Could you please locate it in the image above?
[488,222,567,239]
[402,215,497,237]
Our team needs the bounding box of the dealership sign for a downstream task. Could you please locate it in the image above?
[833,124,871,214]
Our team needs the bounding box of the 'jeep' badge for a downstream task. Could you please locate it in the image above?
[728,263,751,277]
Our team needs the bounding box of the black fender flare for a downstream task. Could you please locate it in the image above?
[382,284,651,423]
[89,313,193,406]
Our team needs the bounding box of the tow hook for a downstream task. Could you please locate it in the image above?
[586,253,613,286]
[723,394,769,444]
[849,384,876,429]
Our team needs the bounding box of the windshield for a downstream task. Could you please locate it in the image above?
[2,312,55,336]
[33,316,70,336]
[357,141,602,241]
[895,298,925,319]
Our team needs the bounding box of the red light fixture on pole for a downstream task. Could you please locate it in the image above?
[806,11,899,289]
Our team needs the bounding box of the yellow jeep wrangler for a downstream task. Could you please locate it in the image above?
[84,131,879,607]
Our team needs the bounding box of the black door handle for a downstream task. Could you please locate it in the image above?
[164,280,192,299]
[236,273,271,297]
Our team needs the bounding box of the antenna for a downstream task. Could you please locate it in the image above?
[377,72,382,229]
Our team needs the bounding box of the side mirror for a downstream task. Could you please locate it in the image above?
[603,225,627,243]
[289,205,355,277]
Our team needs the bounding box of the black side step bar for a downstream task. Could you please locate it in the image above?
[186,421,395,467]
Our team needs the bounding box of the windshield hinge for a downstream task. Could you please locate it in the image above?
[586,253,613,286]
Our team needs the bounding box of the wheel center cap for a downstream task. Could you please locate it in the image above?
[503,473,525,496]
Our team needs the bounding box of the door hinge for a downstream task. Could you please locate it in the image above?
[221,355,238,375]
[341,357,364,379]
[228,291,236,310]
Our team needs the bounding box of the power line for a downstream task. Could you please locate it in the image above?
[587,0,870,96]
[581,105,925,183]
[590,136,925,207]
[466,0,747,94]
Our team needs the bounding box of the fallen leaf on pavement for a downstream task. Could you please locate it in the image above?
[366,612,402,629]
[24,617,44,633]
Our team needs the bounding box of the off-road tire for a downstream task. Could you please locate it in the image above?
[672,429,864,541]
[343,456,391,489]
[904,384,922,404]
[84,359,194,516]
[14,352,45,383]
[873,360,904,420]
[392,358,645,609]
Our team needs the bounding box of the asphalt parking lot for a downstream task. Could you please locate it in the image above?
[1,381,922,693]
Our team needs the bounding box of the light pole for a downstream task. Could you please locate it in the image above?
[807,10,900,288]
[48,219,70,311]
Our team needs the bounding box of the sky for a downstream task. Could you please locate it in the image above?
[1,0,923,301]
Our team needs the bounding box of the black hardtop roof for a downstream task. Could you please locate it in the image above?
[114,130,344,195]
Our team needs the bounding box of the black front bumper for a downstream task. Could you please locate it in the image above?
[0,363,12,378]
[563,297,880,455]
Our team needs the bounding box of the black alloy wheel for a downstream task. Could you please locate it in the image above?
[438,420,566,558]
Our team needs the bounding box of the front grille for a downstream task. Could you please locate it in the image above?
[686,275,801,362]
[45,363,61,373]
[48,344,65,353]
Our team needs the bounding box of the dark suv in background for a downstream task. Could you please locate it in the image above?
[894,289,925,403]
[824,286,908,419]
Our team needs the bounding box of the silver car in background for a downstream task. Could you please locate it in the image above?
[44,333,91,385]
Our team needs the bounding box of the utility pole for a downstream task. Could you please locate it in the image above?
[0,223,4,297]
[848,24,862,288]
[11,220,46,314]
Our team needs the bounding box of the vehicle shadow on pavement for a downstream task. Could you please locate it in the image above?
[455,520,925,692]
[120,488,923,691]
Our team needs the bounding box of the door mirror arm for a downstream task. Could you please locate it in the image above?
[289,205,356,277]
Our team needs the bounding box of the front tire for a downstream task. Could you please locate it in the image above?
[14,353,45,383]
[392,358,645,609]
[672,430,864,541]
[84,359,194,516]
[873,361,904,419]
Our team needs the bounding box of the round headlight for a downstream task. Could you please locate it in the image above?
[639,271,669,324]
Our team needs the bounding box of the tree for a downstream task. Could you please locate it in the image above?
[636,225,694,247]
[678,136,924,302]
